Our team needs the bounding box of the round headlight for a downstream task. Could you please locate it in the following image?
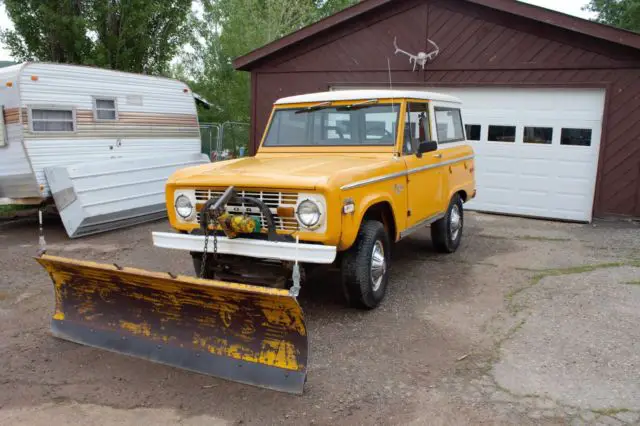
[297,199,321,228]
[175,195,193,219]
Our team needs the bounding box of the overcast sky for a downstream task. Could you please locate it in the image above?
[0,0,595,62]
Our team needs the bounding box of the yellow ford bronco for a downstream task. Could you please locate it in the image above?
[153,89,476,309]
[37,89,477,393]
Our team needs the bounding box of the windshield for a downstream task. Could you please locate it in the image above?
[263,104,399,147]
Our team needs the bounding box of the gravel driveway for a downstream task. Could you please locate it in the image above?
[0,212,638,425]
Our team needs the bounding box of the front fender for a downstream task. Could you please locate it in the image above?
[338,192,399,251]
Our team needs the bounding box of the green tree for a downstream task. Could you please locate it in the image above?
[1,0,193,74]
[87,0,193,74]
[2,0,93,63]
[585,0,640,32]
[186,0,358,126]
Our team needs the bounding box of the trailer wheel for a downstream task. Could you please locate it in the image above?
[431,194,464,253]
[341,220,390,310]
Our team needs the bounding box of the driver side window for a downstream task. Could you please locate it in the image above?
[404,102,430,155]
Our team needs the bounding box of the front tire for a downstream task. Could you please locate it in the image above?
[341,220,391,310]
[431,194,464,253]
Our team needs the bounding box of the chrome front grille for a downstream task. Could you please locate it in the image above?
[195,188,299,231]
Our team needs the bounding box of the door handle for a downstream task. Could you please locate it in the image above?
[433,153,443,159]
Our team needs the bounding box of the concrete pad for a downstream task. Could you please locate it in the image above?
[493,266,640,410]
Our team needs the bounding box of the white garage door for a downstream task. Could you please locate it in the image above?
[441,88,604,222]
[334,86,605,222]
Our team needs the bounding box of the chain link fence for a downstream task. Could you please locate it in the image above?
[200,122,250,161]
[199,123,220,160]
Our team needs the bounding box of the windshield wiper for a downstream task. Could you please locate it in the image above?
[336,99,378,111]
[295,99,380,114]
[295,101,333,114]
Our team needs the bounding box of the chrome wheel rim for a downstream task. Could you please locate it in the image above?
[370,240,386,292]
[450,205,462,240]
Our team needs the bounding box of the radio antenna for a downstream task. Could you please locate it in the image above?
[387,57,398,156]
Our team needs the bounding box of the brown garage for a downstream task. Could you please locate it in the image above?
[233,0,640,220]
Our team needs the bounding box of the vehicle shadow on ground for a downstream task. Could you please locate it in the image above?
[299,225,515,309]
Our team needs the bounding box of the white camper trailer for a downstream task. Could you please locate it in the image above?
[0,62,209,237]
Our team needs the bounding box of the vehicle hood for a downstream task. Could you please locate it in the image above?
[169,154,394,190]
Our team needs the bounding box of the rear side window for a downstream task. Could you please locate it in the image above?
[30,108,75,132]
[488,125,516,142]
[561,128,592,146]
[434,107,464,143]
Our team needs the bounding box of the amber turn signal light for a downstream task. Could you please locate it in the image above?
[277,206,295,218]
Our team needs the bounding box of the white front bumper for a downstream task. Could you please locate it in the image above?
[152,232,337,264]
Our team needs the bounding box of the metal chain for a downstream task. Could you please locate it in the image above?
[199,211,219,279]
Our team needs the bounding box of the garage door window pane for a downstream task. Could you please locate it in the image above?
[465,124,481,141]
[524,127,553,144]
[488,125,516,142]
[561,128,592,146]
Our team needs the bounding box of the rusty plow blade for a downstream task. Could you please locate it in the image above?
[36,254,308,394]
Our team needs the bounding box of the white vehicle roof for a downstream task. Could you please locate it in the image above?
[275,89,462,105]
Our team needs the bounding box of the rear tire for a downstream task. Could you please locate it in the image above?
[431,194,464,253]
[341,220,390,310]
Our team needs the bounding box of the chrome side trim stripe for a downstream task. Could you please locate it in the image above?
[340,155,474,190]
[340,170,408,190]
[407,155,475,175]
[399,212,445,239]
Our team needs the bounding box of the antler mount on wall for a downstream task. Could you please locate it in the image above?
[393,37,440,71]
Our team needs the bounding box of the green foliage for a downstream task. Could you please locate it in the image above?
[87,0,193,74]
[585,0,640,32]
[2,0,359,139]
[183,0,358,126]
[2,0,93,64]
[2,0,193,74]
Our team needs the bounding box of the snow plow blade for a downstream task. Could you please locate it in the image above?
[36,254,308,394]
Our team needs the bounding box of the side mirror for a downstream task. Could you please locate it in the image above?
[417,141,438,157]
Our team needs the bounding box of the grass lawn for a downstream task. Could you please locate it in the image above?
[0,204,38,217]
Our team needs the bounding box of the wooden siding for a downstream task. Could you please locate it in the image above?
[19,108,199,138]
[3,107,20,125]
[76,111,199,127]
[247,0,640,218]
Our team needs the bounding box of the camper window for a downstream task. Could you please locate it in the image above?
[93,98,117,120]
[30,108,75,132]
